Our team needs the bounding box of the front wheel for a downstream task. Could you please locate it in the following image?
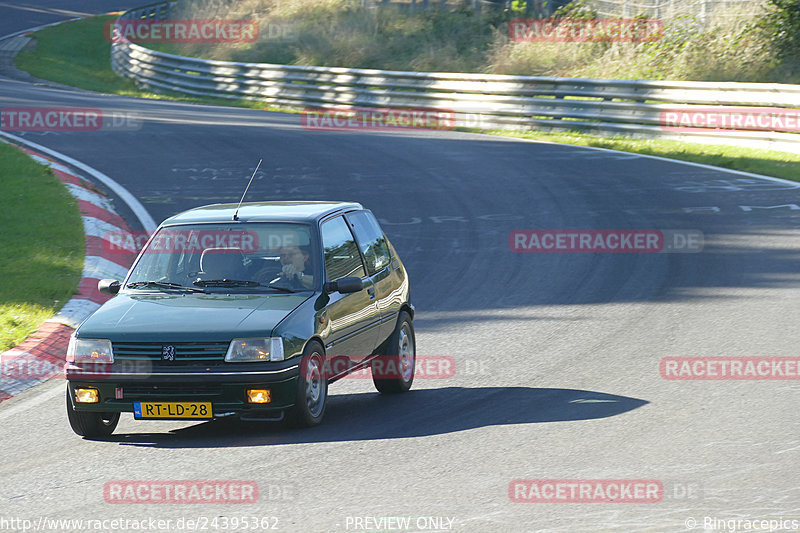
[65,389,119,439]
[372,311,415,394]
[285,342,328,428]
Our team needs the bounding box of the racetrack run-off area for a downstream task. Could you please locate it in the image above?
[0,143,136,401]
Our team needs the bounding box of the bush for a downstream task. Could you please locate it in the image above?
[764,0,800,56]
[154,0,796,83]
[762,0,800,77]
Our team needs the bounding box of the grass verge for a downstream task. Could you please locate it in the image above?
[484,130,800,182]
[14,15,138,95]
[0,142,84,351]
[13,15,272,110]
[12,15,800,182]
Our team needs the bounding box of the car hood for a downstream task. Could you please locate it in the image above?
[76,291,312,342]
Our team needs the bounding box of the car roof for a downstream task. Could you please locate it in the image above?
[160,201,364,226]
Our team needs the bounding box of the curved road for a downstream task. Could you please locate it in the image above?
[1,4,800,532]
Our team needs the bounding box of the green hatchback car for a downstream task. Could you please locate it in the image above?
[66,201,415,438]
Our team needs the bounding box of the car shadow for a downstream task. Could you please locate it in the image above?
[109,386,648,448]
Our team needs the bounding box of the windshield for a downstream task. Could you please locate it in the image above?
[125,223,318,293]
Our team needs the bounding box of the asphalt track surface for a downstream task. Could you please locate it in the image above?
[1,3,800,533]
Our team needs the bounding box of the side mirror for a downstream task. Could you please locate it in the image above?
[324,276,363,294]
[98,279,121,296]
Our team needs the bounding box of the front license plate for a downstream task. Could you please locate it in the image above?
[133,401,212,420]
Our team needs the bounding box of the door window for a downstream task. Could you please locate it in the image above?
[346,210,391,275]
[320,216,366,281]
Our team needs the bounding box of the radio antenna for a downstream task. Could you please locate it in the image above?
[233,159,262,221]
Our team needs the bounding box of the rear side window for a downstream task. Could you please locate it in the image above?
[320,216,366,281]
[346,210,391,275]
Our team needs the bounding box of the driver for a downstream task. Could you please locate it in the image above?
[274,245,314,289]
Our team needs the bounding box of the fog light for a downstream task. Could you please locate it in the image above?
[75,388,99,403]
[246,389,271,404]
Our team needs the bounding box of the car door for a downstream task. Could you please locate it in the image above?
[345,210,404,347]
[319,215,380,365]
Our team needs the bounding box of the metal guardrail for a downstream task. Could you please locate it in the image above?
[589,0,755,20]
[111,1,800,153]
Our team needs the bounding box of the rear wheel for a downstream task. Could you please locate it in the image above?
[372,311,415,394]
[286,342,328,428]
[65,389,119,439]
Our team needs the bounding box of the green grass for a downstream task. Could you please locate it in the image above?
[15,15,138,94]
[0,142,84,351]
[13,15,279,111]
[483,130,800,181]
[12,14,800,182]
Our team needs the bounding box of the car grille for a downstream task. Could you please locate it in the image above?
[119,383,223,398]
[113,342,229,366]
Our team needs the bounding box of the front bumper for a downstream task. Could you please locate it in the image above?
[66,359,300,416]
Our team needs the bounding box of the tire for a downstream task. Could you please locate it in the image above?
[65,389,120,439]
[372,311,415,394]
[285,341,328,428]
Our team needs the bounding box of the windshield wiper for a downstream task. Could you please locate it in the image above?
[192,279,301,293]
[265,284,298,293]
[127,281,207,293]
[193,279,261,288]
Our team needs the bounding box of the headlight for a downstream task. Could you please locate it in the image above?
[66,336,114,363]
[225,338,284,362]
